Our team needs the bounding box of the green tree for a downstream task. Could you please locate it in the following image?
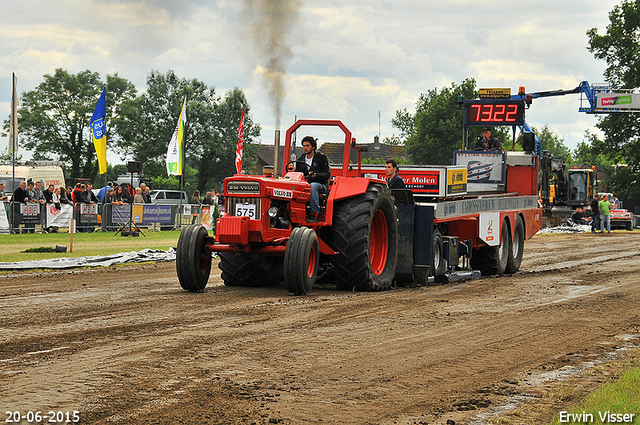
[14,69,135,180]
[587,0,640,196]
[197,87,260,190]
[111,70,259,193]
[393,79,477,165]
[573,131,614,172]
[532,124,572,163]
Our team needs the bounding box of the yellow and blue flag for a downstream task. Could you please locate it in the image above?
[91,87,107,175]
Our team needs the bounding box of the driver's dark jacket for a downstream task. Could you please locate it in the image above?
[294,150,331,186]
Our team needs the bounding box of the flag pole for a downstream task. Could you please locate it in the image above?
[103,88,108,208]
[179,98,186,229]
[10,73,17,234]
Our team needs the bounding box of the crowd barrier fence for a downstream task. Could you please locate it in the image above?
[1,201,219,234]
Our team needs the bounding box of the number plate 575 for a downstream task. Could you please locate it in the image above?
[235,204,256,218]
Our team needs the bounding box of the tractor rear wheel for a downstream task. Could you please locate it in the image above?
[176,225,212,291]
[284,227,319,295]
[326,184,398,291]
[219,252,283,287]
[471,218,510,276]
[505,216,525,274]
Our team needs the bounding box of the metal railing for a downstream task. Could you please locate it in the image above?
[3,201,220,234]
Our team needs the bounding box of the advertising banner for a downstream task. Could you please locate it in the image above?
[79,203,99,224]
[454,151,505,184]
[113,204,173,226]
[112,204,131,224]
[20,203,40,224]
[46,203,73,228]
[139,205,172,224]
[479,212,500,246]
[0,201,9,234]
[201,206,212,230]
[596,92,640,109]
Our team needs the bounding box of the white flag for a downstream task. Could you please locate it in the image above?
[166,99,187,176]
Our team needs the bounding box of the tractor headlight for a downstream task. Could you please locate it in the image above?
[268,206,279,218]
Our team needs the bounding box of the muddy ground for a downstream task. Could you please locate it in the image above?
[1,231,639,424]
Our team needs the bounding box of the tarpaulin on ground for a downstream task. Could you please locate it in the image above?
[541,223,592,234]
[0,247,178,270]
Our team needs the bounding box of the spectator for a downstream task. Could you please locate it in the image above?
[112,186,127,205]
[191,190,201,204]
[48,187,62,233]
[26,180,35,200]
[61,186,73,205]
[611,194,620,210]
[203,191,213,205]
[590,194,600,233]
[212,191,219,205]
[144,186,151,203]
[52,187,62,210]
[44,184,55,204]
[133,187,145,204]
[24,181,40,233]
[570,207,591,225]
[65,187,74,203]
[105,187,115,204]
[96,181,113,203]
[85,183,98,204]
[58,186,73,205]
[191,190,201,224]
[31,181,46,205]
[599,194,611,234]
[140,183,152,203]
[72,183,85,204]
[14,181,29,203]
[12,181,29,233]
[122,185,133,204]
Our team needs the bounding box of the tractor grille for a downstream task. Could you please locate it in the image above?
[226,197,261,219]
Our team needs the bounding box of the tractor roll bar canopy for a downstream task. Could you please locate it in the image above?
[282,119,353,178]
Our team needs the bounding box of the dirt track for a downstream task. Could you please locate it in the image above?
[1,231,639,424]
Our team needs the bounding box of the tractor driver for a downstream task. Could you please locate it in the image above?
[287,135,331,219]
[475,127,502,151]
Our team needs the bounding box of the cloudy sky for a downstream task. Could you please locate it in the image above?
[0,0,622,164]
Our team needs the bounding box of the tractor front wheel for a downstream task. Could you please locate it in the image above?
[284,227,319,295]
[176,225,212,291]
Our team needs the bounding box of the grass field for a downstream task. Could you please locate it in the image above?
[549,362,640,424]
[0,230,186,263]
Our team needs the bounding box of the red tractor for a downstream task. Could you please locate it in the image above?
[176,119,399,295]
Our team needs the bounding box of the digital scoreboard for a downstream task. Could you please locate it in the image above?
[464,100,525,126]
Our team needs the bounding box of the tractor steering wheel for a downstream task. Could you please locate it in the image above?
[285,160,312,174]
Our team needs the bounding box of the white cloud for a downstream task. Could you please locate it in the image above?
[0,0,625,161]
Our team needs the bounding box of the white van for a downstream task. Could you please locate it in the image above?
[0,161,66,198]
[149,190,189,205]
